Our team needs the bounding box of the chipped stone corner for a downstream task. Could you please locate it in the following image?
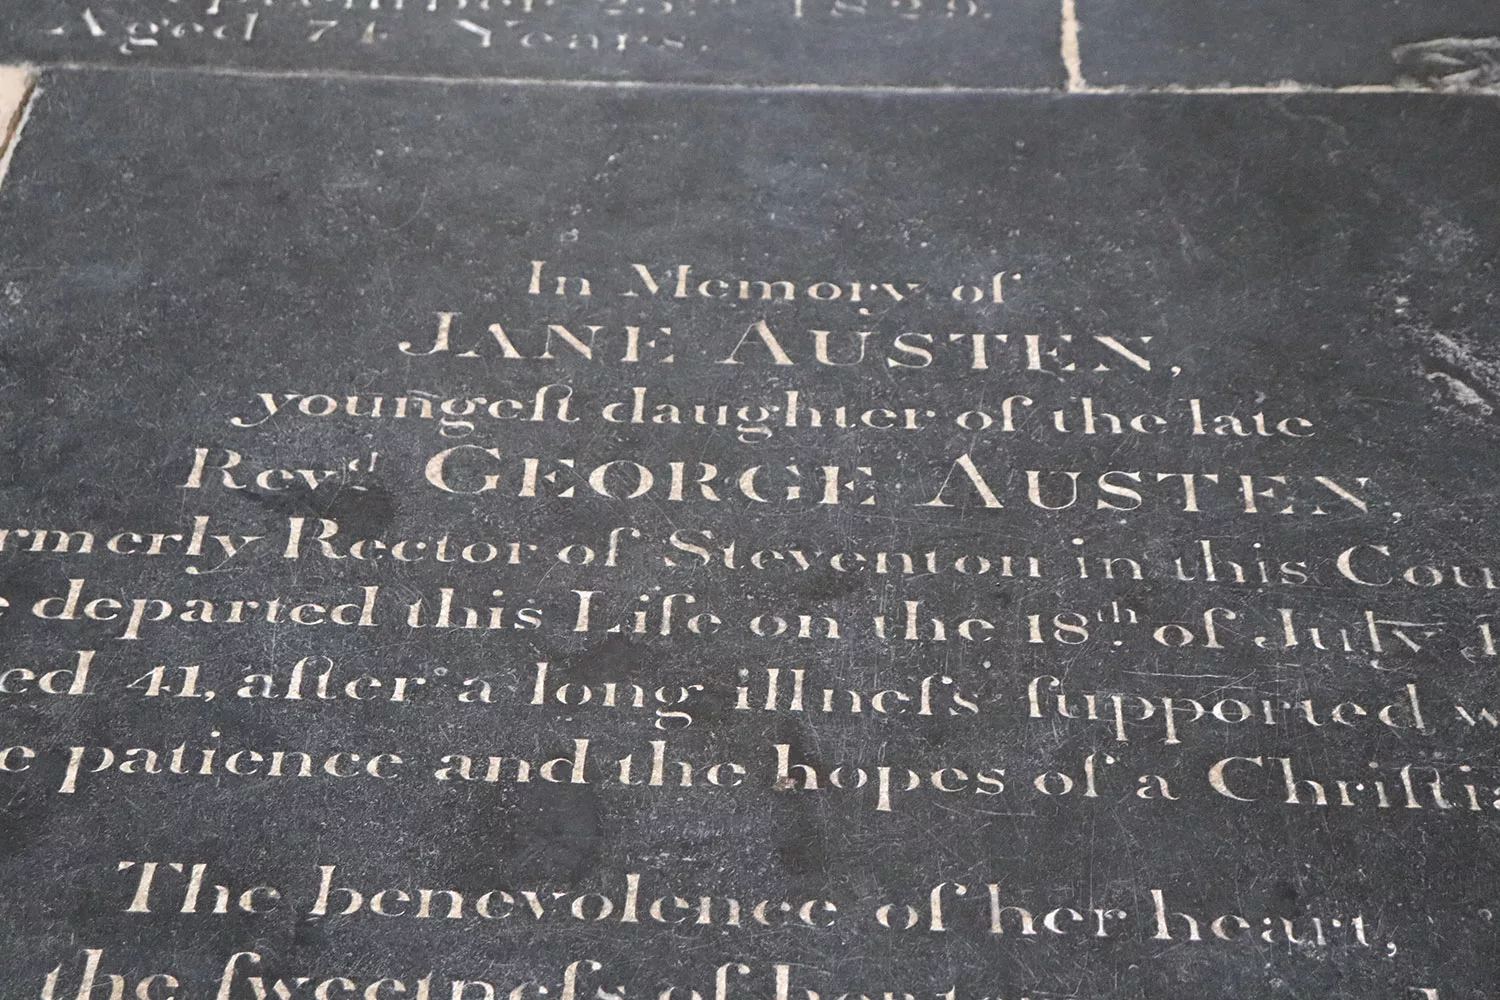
[0,65,39,192]
[1391,37,1500,92]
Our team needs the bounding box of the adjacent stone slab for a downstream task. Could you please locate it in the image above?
[3,67,1500,999]
[0,0,1065,86]
[1076,0,1500,88]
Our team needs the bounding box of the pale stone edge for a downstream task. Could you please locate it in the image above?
[0,65,38,193]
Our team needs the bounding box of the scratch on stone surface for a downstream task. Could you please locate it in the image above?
[0,66,38,194]
[1060,0,1085,92]
[1392,37,1500,91]
[1123,671,1235,680]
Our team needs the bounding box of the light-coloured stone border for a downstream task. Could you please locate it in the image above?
[0,66,38,193]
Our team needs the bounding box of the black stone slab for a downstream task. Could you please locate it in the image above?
[0,0,1065,87]
[4,69,1500,1000]
[1076,0,1500,88]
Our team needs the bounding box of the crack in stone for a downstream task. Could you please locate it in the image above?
[1060,0,1085,93]
[19,60,1500,97]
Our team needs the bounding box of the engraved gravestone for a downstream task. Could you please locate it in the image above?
[1,63,1499,999]
[0,0,1064,86]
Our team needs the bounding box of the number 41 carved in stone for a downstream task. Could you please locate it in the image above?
[127,664,215,701]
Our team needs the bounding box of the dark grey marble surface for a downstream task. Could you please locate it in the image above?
[2,66,1500,998]
[1075,0,1500,88]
